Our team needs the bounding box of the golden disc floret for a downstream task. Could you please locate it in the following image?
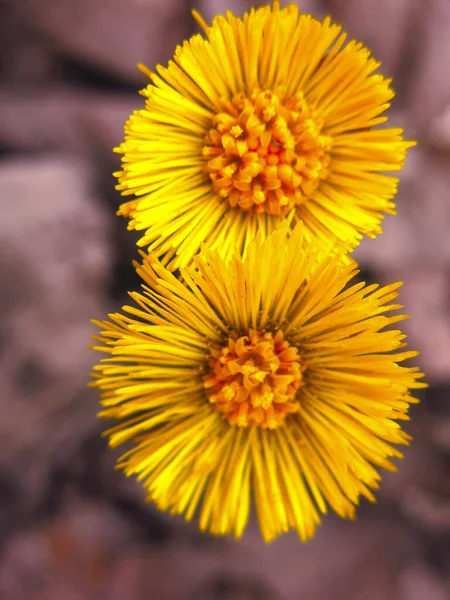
[204,329,303,428]
[203,90,332,215]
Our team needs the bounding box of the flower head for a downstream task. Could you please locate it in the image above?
[115,1,414,269]
[91,224,425,542]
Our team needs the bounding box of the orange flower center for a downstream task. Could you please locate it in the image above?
[203,330,303,429]
[202,90,332,216]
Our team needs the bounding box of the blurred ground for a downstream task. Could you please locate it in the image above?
[0,0,449,599]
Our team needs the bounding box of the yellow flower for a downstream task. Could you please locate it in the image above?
[115,1,414,269]
[91,224,425,542]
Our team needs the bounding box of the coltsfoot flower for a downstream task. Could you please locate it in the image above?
[91,224,425,542]
[115,1,414,269]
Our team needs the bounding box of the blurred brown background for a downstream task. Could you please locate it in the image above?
[0,0,449,598]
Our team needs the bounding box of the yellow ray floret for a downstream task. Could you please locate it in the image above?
[90,224,425,542]
[115,1,414,269]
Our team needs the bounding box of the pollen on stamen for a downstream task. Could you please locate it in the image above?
[230,125,244,138]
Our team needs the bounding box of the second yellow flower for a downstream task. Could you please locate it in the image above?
[115,1,414,269]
